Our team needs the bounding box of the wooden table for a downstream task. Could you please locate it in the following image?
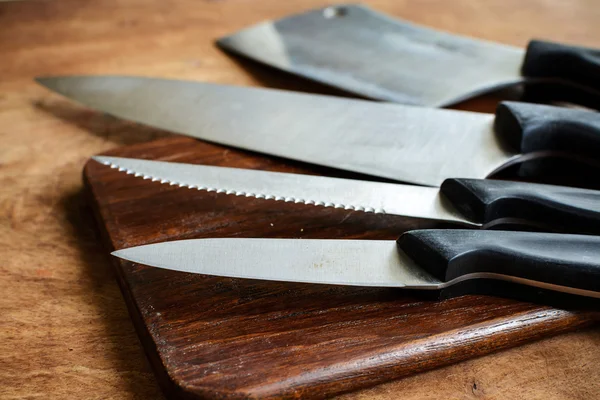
[2,0,600,398]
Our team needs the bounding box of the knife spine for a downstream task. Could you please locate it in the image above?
[99,160,387,214]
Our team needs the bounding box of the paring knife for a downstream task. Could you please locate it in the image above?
[217,4,600,107]
[39,77,600,187]
[94,156,600,234]
[112,230,600,301]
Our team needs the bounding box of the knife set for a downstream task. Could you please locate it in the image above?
[38,4,600,304]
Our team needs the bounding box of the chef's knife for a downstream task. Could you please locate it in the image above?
[94,156,600,234]
[217,4,600,108]
[112,230,600,301]
[40,77,600,187]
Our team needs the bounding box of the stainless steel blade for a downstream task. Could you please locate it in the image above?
[39,76,517,187]
[112,236,600,299]
[112,238,442,288]
[94,156,476,227]
[217,4,526,106]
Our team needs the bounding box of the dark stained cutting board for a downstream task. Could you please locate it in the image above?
[84,136,600,399]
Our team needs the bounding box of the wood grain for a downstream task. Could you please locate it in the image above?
[2,0,600,399]
[85,137,600,399]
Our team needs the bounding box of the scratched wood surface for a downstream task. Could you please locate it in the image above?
[3,0,600,399]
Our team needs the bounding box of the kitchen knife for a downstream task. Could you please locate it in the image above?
[94,156,600,234]
[40,77,600,187]
[112,230,600,301]
[217,4,600,108]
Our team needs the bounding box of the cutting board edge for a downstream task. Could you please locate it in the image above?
[81,144,600,400]
[83,165,190,399]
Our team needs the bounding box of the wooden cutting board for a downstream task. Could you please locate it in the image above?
[84,136,600,399]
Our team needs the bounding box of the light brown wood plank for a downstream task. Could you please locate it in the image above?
[2,0,600,399]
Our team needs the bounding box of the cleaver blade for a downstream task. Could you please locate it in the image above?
[217,4,600,107]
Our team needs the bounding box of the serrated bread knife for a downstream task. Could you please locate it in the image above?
[217,4,600,107]
[94,156,600,234]
[39,77,600,187]
[112,230,600,301]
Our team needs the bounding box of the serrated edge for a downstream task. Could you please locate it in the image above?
[100,160,386,214]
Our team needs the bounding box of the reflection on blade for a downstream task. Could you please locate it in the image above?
[39,76,514,186]
[217,4,525,106]
[113,238,442,288]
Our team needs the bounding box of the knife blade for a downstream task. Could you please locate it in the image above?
[112,230,600,301]
[217,4,600,107]
[40,76,600,187]
[94,156,600,234]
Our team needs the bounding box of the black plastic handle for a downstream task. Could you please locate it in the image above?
[522,40,600,99]
[494,101,600,161]
[398,229,600,301]
[440,178,600,233]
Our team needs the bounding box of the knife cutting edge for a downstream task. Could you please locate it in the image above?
[93,156,600,234]
[112,231,600,300]
[217,4,600,108]
[39,76,600,187]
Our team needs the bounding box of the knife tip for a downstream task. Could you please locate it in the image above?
[34,76,61,90]
[91,155,123,167]
[112,246,151,266]
[111,248,132,261]
[91,155,108,163]
[34,76,51,83]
